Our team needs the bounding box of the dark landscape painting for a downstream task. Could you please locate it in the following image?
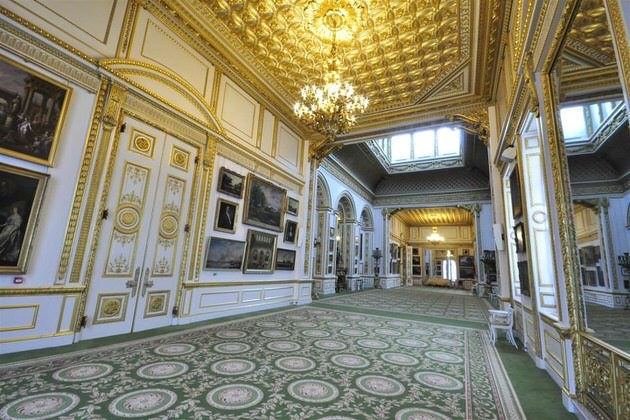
[0,164,47,273]
[204,237,246,271]
[0,57,70,165]
[243,174,286,231]
[217,167,244,197]
[275,248,296,271]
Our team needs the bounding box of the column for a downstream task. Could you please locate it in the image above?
[471,204,483,282]
[595,199,620,293]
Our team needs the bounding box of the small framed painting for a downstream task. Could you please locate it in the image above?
[244,229,277,273]
[217,167,244,198]
[275,248,296,271]
[0,164,48,273]
[0,56,72,166]
[243,174,286,232]
[204,237,246,271]
[287,197,299,215]
[284,220,298,244]
[214,198,238,233]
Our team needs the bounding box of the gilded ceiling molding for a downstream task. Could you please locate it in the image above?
[0,16,100,92]
[448,107,490,144]
[115,0,140,58]
[149,0,307,139]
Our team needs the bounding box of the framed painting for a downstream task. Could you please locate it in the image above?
[287,197,299,215]
[0,163,48,273]
[214,198,238,234]
[244,229,277,273]
[217,167,244,198]
[0,56,72,166]
[514,222,526,253]
[243,174,286,232]
[509,166,523,219]
[203,237,246,271]
[284,220,298,244]
[276,248,296,271]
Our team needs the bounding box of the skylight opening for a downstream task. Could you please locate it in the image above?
[560,99,623,144]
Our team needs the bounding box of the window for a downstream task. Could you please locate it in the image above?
[391,133,411,161]
[560,99,623,143]
[413,130,435,159]
[437,127,460,156]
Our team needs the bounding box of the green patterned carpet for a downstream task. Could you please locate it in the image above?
[322,287,490,323]
[0,306,523,419]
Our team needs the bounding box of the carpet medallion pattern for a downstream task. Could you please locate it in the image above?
[0,307,522,419]
[323,288,490,322]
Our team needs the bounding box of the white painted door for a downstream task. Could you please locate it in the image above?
[81,117,197,340]
[131,133,197,332]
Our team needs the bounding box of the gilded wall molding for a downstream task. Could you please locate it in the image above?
[374,190,491,207]
[56,80,109,283]
[303,158,317,276]
[0,287,84,296]
[0,15,100,92]
[604,0,630,116]
[190,135,217,283]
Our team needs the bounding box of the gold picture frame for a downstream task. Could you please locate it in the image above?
[214,198,239,234]
[0,55,72,166]
[0,163,48,273]
[243,174,287,232]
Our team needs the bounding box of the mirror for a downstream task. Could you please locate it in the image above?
[552,0,630,353]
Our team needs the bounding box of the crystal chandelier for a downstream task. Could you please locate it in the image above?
[294,0,369,141]
[427,227,445,245]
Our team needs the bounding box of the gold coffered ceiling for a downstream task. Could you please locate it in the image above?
[396,207,472,226]
[564,0,616,69]
[173,0,505,135]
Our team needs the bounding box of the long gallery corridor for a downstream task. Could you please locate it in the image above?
[0,288,572,419]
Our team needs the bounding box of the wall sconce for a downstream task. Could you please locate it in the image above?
[314,238,321,248]
[336,235,341,241]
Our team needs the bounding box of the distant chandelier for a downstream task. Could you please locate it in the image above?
[427,227,445,245]
[294,0,369,141]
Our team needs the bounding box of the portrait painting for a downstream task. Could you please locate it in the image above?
[243,174,286,232]
[0,56,71,166]
[203,237,246,271]
[287,197,299,215]
[214,198,238,233]
[275,248,296,271]
[217,167,244,198]
[244,229,277,273]
[284,220,298,244]
[0,164,48,273]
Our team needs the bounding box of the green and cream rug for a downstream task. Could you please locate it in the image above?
[322,287,491,323]
[0,306,523,419]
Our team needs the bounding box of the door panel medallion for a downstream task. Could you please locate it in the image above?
[93,293,129,324]
[170,146,190,171]
[129,129,156,158]
[145,291,170,318]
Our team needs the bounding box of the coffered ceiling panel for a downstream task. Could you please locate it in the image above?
[172,0,505,135]
[396,207,472,226]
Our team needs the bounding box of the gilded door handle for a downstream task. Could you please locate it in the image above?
[141,268,153,297]
[127,267,140,298]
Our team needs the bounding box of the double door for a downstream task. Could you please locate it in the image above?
[81,116,198,340]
